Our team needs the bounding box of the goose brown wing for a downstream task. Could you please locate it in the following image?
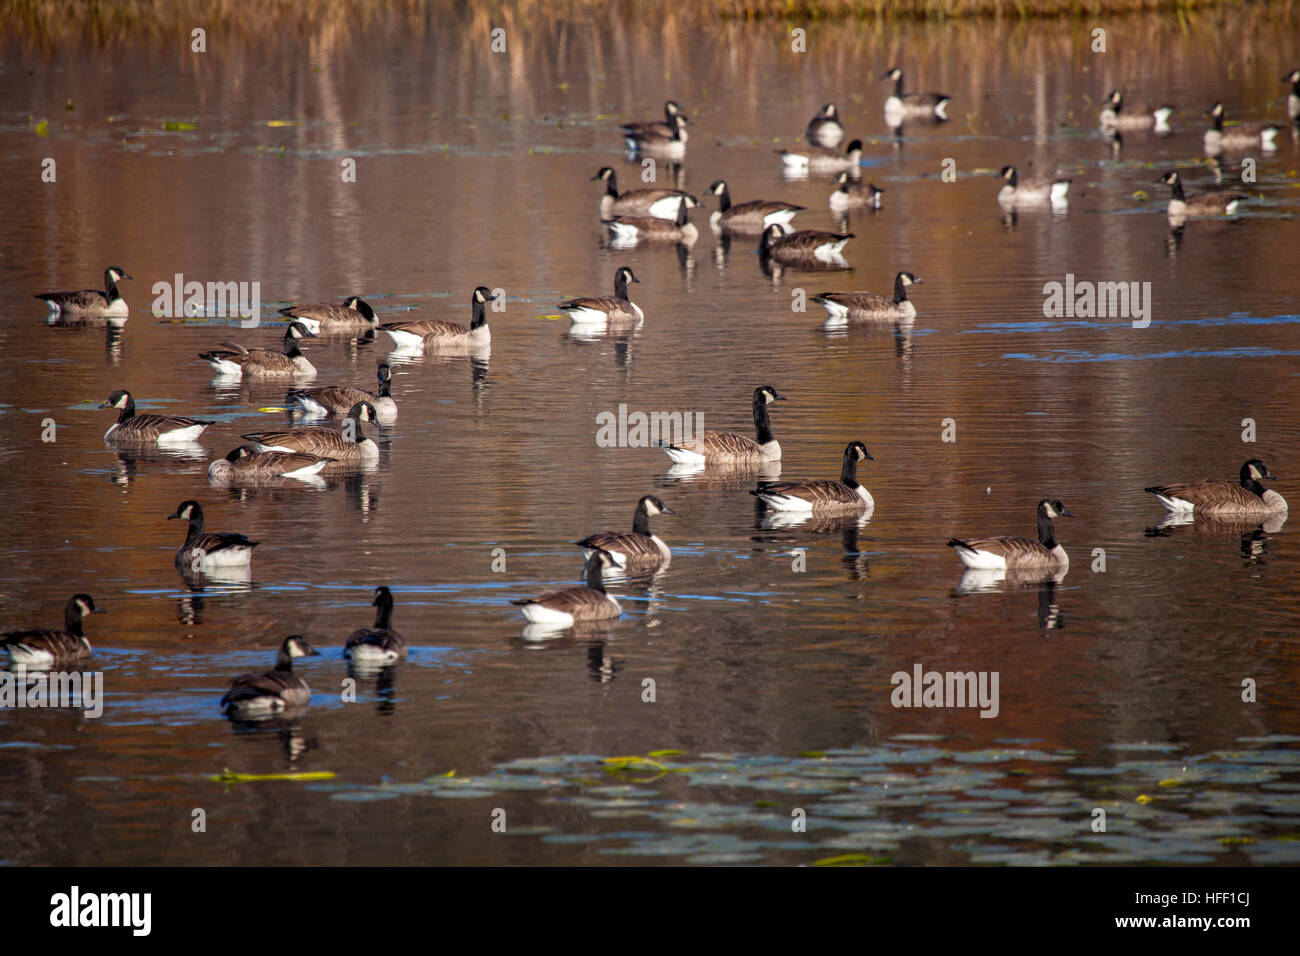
[1,629,90,660]
[190,531,258,554]
[558,295,637,318]
[762,479,859,506]
[280,303,362,324]
[222,669,308,706]
[776,231,849,254]
[525,586,619,619]
[240,451,334,475]
[381,320,463,337]
[345,627,406,652]
[961,535,1052,563]
[1146,479,1262,510]
[820,292,892,312]
[241,426,351,456]
[297,385,375,413]
[576,531,662,560]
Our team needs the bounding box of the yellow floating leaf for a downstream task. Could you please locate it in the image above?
[209,767,336,783]
[34,119,49,137]
[1157,778,1183,787]
[266,120,297,127]
[647,749,684,757]
[813,853,885,867]
[1136,794,1154,804]
[1219,836,1253,845]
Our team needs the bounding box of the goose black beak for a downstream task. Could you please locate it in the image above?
[91,607,106,614]
[661,506,677,515]
[97,399,112,408]
[775,393,788,401]
[1058,507,1076,518]
[911,277,924,284]
[120,272,134,280]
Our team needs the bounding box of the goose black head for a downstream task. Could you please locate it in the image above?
[106,267,133,282]
[1039,498,1074,519]
[882,67,902,82]
[999,165,1018,181]
[225,445,255,462]
[615,266,640,285]
[282,635,320,659]
[168,500,203,521]
[287,321,317,340]
[372,585,394,607]
[99,389,132,409]
[1243,459,1278,482]
[639,495,675,517]
[473,286,496,305]
[377,363,392,383]
[593,167,615,182]
[345,401,380,425]
[707,179,728,195]
[1106,89,1123,107]
[1158,170,1181,186]
[847,440,873,462]
[898,272,922,286]
[1286,70,1300,84]
[756,385,787,404]
[70,594,102,617]
[759,223,785,250]
[820,102,838,117]
[844,138,864,153]
[665,100,684,116]
[344,297,377,322]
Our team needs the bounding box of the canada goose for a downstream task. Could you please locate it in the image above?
[98,389,213,444]
[221,636,319,718]
[2,594,100,669]
[948,499,1074,570]
[558,266,643,326]
[35,267,132,317]
[512,550,623,628]
[622,112,689,159]
[576,495,675,568]
[379,287,495,353]
[777,139,864,173]
[759,224,854,265]
[661,385,786,466]
[1099,90,1173,131]
[344,586,407,666]
[1286,70,1300,121]
[593,167,700,221]
[278,296,378,332]
[806,103,845,147]
[1146,459,1287,516]
[882,68,950,119]
[241,401,382,462]
[620,100,688,145]
[750,440,874,514]
[1204,102,1279,152]
[706,180,803,234]
[169,500,258,570]
[997,165,1071,206]
[1158,170,1246,219]
[207,445,335,483]
[199,322,318,379]
[829,172,884,212]
[288,363,397,424]
[814,272,922,326]
[605,197,698,244]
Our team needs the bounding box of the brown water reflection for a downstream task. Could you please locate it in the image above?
[1,5,1299,865]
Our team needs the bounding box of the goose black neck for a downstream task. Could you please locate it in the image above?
[104,269,121,302]
[752,393,775,444]
[674,200,688,227]
[283,329,303,357]
[471,295,488,330]
[374,594,394,629]
[892,74,905,97]
[1209,112,1224,133]
[1005,168,1019,188]
[716,184,732,212]
[839,450,860,489]
[117,394,137,423]
[893,274,910,304]
[64,601,84,637]
[183,511,205,545]
[584,560,608,592]
[1292,79,1300,96]
[632,502,652,536]
[344,407,367,442]
[613,272,632,300]
[1037,512,1058,550]
[274,654,294,672]
[1167,177,1186,202]
[377,375,391,398]
[604,171,619,198]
